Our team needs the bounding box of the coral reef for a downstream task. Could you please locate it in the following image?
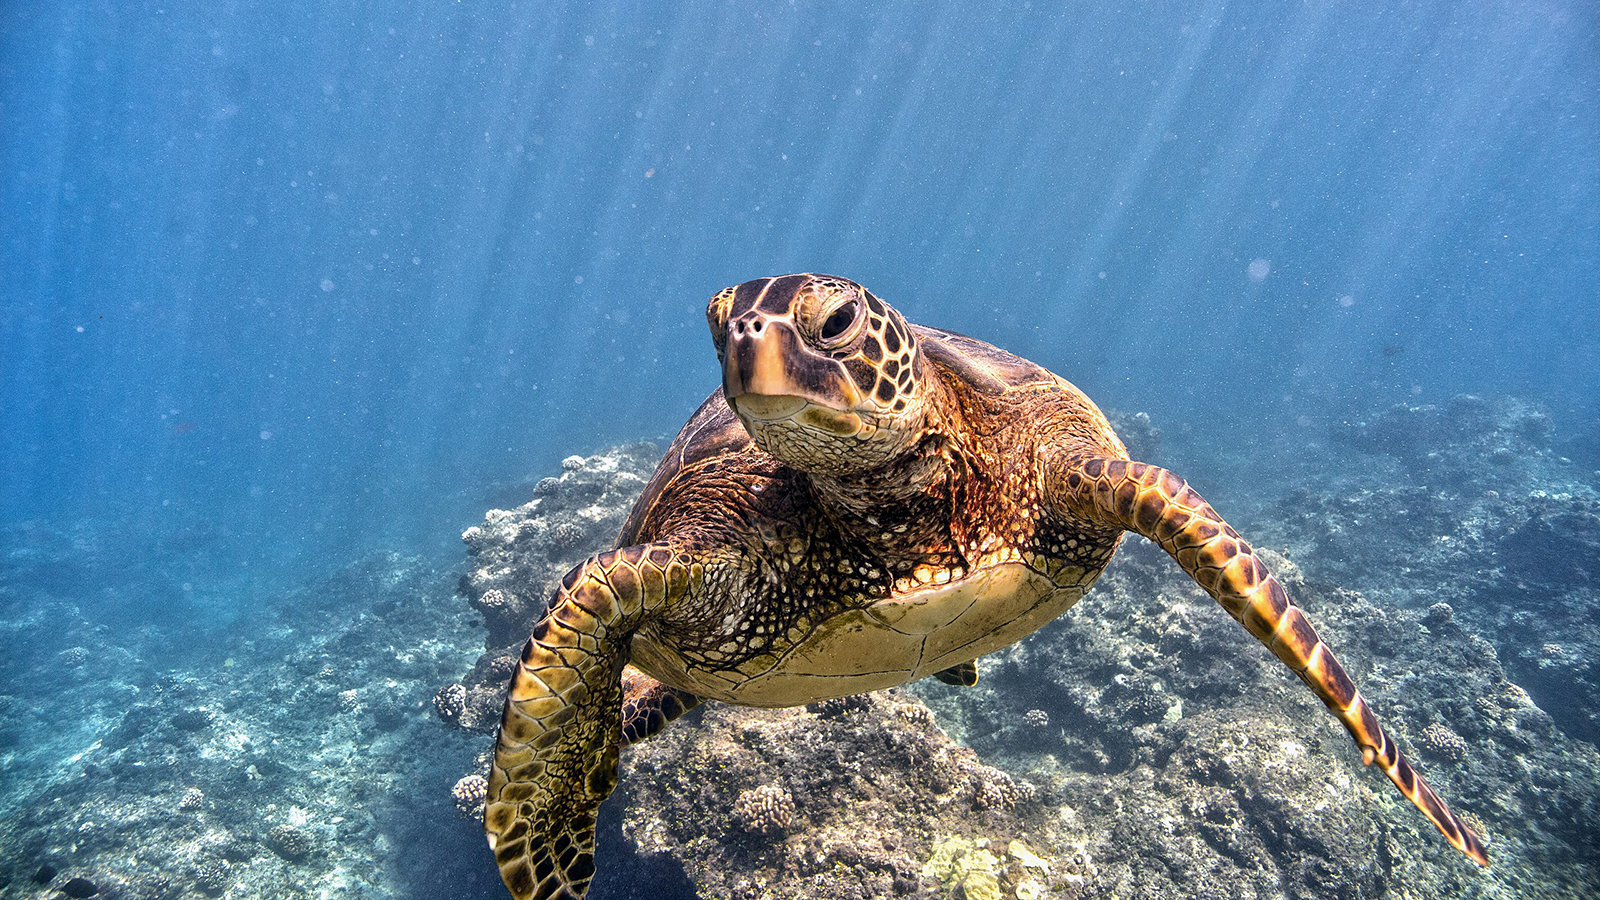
[268,824,312,860]
[617,691,1068,900]
[453,773,489,821]
[3,395,1593,900]
[192,858,230,895]
[0,550,490,900]
[732,784,797,836]
[912,537,1600,900]
[457,443,661,649]
[442,432,1600,900]
[921,836,1060,900]
[1418,722,1469,763]
[1273,395,1600,745]
[434,682,468,723]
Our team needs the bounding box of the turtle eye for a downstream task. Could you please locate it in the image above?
[818,301,859,346]
[706,286,736,359]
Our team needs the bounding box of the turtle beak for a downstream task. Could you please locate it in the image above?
[722,313,862,422]
[723,313,800,411]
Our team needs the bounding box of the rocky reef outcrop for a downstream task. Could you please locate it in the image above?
[620,693,1069,900]
[457,443,662,650]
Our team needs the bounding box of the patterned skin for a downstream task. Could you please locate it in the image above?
[484,274,1486,900]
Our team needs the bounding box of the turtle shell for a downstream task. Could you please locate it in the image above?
[618,325,1099,547]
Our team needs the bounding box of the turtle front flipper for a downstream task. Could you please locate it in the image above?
[1053,456,1489,866]
[486,544,690,900]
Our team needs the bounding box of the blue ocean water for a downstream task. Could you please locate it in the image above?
[5,0,1595,586]
[2,2,1597,898]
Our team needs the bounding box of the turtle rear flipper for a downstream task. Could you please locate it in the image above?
[487,544,691,900]
[932,660,978,686]
[621,665,701,745]
[1055,455,1489,867]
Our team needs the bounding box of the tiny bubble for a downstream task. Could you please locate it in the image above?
[320,279,335,292]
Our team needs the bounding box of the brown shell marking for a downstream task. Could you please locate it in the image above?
[1065,456,1489,867]
[911,324,1060,396]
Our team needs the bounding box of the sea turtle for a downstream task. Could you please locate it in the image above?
[485,273,1487,899]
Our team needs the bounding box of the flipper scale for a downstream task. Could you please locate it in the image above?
[486,543,695,900]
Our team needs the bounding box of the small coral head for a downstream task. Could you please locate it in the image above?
[706,273,929,475]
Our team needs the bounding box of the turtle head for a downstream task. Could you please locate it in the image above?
[707,274,930,475]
